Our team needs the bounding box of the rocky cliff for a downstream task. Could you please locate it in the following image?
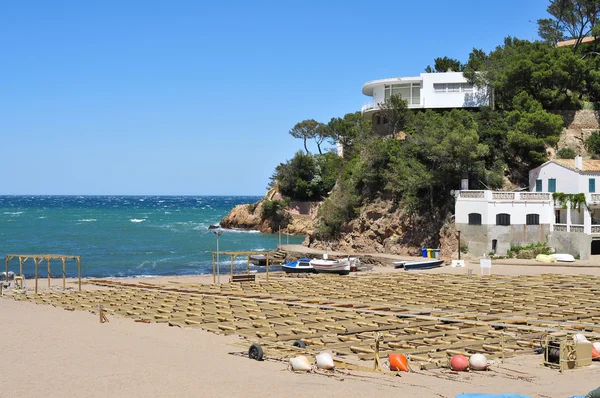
[219,186,319,235]
[554,109,600,155]
[306,199,459,258]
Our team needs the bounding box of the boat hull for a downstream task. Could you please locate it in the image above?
[402,260,444,270]
[282,258,315,274]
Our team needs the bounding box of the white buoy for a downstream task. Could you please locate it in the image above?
[289,355,311,372]
[469,353,488,371]
[593,342,600,352]
[316,352,335,370]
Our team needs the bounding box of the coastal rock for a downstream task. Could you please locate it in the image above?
[220,202,262,230]
[219,186,319,235]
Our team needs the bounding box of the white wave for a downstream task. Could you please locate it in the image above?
[38,216,47,219]
[252,248,266,252]
[222,228,260,234]
[164,211,171,214]
[130,219,145,223]
[78,219,97,222]
[3,211,23,215]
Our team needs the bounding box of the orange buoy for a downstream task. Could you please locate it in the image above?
[388,353,409,372]
[592,346,600,360]
[450,354,469,371]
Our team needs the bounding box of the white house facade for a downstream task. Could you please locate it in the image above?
[361,72,488,117]
[455,157,600,258]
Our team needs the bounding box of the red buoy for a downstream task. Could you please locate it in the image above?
[450,354,469,371]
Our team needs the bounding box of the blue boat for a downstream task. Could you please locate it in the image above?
[281,258,315,274]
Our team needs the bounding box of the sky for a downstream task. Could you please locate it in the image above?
[1,0,549,195]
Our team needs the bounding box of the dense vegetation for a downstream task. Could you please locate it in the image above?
[269,0,600,241]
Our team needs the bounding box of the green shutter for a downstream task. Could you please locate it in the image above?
[535,180,542,192]
[590,178,596,193]
[548,179,556,193]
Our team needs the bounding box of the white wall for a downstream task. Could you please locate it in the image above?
[363,72,488,111]
[455,192,554,225]
[530,163,583,193]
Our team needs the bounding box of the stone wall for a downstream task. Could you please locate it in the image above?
[548,231,592,259]
[457,223,551,255]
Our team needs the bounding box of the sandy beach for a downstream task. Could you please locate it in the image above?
[3,261,600,398]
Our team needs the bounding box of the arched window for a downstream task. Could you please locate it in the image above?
[496,213,510,226]
[468,213,482,225]
[526,214,540,225]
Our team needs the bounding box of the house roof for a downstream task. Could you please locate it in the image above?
[552,158,600,172]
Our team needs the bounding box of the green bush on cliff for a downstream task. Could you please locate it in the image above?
[261,200,290,230]
[270,151,341,201]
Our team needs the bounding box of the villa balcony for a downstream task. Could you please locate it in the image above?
[457,191,552,201]
[361,98,424,115]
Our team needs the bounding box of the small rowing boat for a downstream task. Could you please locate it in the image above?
[310,258,351,275]
[394,259,444,270]
[550,253,575,262]
[281,258,315,273]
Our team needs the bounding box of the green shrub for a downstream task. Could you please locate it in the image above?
[556,147,576,159]
[261,200,290,230]
[585,131,600,155]
[507,242,551,258]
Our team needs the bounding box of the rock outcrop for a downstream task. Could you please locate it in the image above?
[554,110,600,155]
[219,186,319,235]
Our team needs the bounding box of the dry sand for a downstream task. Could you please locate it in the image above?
[3,261,600,397]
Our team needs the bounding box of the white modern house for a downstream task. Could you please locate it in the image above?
[455,156,600,258]
[361,71,488,119]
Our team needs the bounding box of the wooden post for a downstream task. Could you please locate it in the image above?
[62,257,66,290]
[266,254,269,281]
[77,256,81,292]
[5,255,8,282]
[47,258,51,288]
[247,255,250,275]
[19,257,23,279]
[457,231,462,260]
[230,255,234,279]
[34,257,39,294]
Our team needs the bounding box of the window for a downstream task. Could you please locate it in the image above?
[434,83,446,92]
[496,213,511,226]
[526,214,540,225]
[590,178,596,193]
[468,213,482,225]
[376,116,381,125]
[548,178,556,193]
[447,83,460,92]
[461,83,474,92]
[535,179,542,192]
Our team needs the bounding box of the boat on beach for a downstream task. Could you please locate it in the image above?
[394,259,444,270]
[550,253,575,262]
[310,258,351,275]
[281,258,315,273]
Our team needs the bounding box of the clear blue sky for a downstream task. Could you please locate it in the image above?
[1,0,548,195]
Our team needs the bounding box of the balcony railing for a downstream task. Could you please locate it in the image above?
[361,98,423,115]
[554,224,567,232]
[458,191,552,201]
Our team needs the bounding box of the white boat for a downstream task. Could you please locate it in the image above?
[395,260,444,270]
[310,258,351,275]
[550,253,575,262]
[281,258,315,274]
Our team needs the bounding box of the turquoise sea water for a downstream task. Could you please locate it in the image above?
[0,196,304,278]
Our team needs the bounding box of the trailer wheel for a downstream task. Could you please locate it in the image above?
[248,344,264,361]
[292,340,306,348]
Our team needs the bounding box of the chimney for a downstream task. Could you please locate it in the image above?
[575,155,583,170]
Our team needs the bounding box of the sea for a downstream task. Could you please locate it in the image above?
[0,196,304,278]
